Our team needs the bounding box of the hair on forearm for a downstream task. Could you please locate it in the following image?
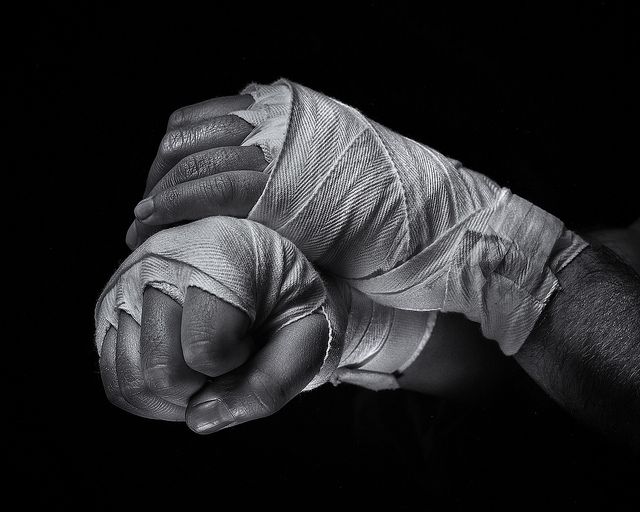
[515,244,640,449]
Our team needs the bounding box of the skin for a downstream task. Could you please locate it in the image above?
[106,93,640,446]
[126,95,267,248]
[100,286,330,433]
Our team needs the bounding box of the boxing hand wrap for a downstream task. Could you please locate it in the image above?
[95,217,435,391]
[231,80,587,356]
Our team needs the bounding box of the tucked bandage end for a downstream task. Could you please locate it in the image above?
[231,82,292,166]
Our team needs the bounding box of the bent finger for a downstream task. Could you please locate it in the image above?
[167,95,253,130]
[144,116,254,195]
[140,287,206,406]
[181,286,254,378]
[134,171,268,228]
[100,326,139,415]
[150,146,267,195]
[185,313,328,434]
[115,310,185,421]
[126,147,267,249]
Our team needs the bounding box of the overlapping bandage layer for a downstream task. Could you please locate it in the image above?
[95,217,434,390]
[232,80,588,355]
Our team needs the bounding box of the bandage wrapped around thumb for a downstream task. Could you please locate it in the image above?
[231,80,587,356]
[95,217,434,391]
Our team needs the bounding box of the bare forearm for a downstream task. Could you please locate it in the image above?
[398,313,517,401]
[515,245,640,448]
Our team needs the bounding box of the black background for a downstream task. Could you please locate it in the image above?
[13,1,638,508]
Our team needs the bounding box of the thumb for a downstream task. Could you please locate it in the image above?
[185,313,329,434]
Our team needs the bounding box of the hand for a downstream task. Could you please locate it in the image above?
[125,94,270,249]
[99,287,328,433]
[128,80,585,355]
[98,216,429,432]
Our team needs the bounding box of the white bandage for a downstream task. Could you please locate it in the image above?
[231,80,587,355]
[95,217,435,390]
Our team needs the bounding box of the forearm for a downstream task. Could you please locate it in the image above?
[515,244,640,448]
[398,313,518,401]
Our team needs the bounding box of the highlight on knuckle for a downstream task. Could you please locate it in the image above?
[160,129,185,158]
[168,107,186,128]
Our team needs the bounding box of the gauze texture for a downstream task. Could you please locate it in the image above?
[231,80,588,355]
[95,217,434,390]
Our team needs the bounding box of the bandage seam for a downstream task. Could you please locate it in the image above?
[345,107,413,265]
[339,297,375,365]
[277,126,370,232]
[303,304,335,390]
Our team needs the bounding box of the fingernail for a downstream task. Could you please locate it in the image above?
[189,399,235,434]
[125,222,137,248]
[134,197,154,221]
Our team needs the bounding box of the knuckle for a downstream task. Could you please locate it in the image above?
[159,129,185,158]
[177,154,201,182]
[143,365,176,394]
[168,107,186,128]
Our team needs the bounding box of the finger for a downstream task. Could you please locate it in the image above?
[151,146,267,195]
[115,310,185,420]
[133,171,268,229]
[144,116,254,195]
[167,95,253,130]
[140,288,207,406]
[181,287,254,378]
[185,314,328,434]
[126,146,267,249]
[99,326,139,415]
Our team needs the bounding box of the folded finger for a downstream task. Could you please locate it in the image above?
[115,310,185,421]
[167,95,253,130]
[185,314,328,434]
[134,171,268,229]
[99,326,139,415]
[144,116,254,195]
[140,288,206,406]
[181,286,254,378]
[151,146,267,195]
[126,146,267,249]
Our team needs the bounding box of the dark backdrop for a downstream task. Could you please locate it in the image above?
[13,2,638,508]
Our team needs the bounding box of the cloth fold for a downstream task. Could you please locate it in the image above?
[95,217,435,390]
[231,79,587,355]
